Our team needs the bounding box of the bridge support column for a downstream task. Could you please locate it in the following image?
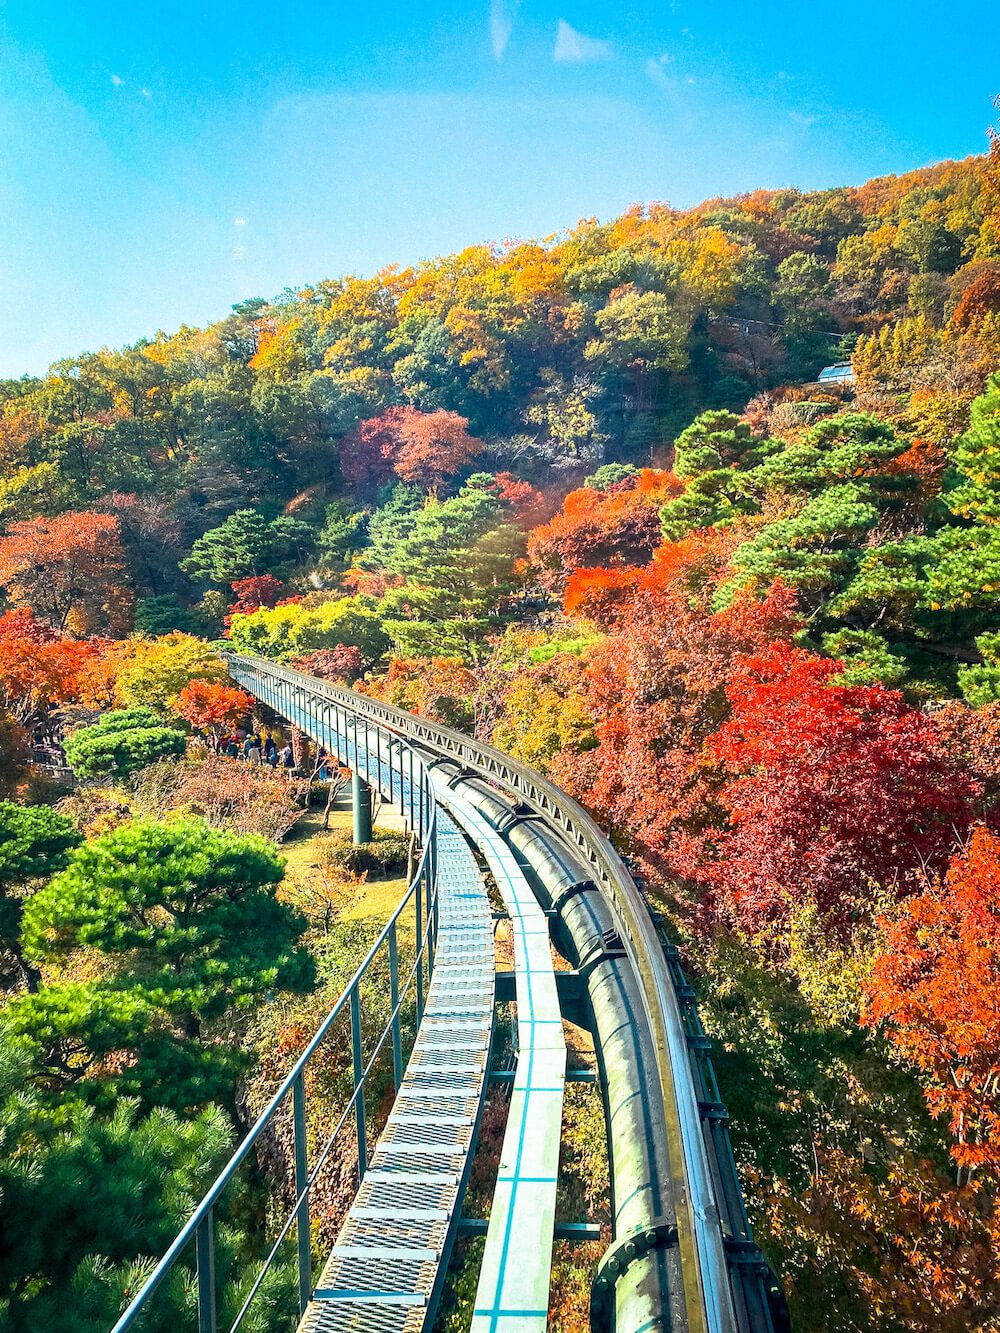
[352,769,373,845]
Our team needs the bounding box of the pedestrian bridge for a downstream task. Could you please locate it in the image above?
[111,654,786,1333]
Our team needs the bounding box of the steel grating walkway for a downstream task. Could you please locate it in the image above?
[295,734,495,1333]
[437,782,566,1333]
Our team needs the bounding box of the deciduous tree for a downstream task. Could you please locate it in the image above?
[341,406,482,490]
[114,634,229,713]
[169,681,254,744]
[0,513,131,636]
[527,469,681,592]
[223,574,288,628]
[865,827,1000,1178]
[698,644,975,930]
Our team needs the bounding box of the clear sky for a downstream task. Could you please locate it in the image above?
[0,1,995,377]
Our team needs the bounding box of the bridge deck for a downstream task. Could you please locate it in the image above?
[232,670,565,1331]
[437,782,566,1333]
[254,712,496,1333]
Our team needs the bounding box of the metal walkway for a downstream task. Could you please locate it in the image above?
[295,722,496,1332]
[436,779,566,1333]
[300,800,494,1331]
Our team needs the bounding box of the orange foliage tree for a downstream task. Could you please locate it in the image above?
[762,1144,1000,1330]
[341,407,482,490]
[526,470,682,593]
[0,609,90,730]
[932,700,1000,819]
[0,511,131,635]
[865,827,1000,1180]
[550,539,799,889]
[951,267,1000,332]
[170,681,255,744]
[359,656,478,730]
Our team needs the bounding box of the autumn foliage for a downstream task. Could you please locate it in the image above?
[0,511,131,636]
[341,407,482,490]
[865,827,1000,1177]
[5,146,1000,1332]
[293,645,365,684]
[697,644,975,929]
[526,470,682,592]
[359,656,478,730]
[224,575,288,628]
[170,681,254,739]
[0,609,90,727]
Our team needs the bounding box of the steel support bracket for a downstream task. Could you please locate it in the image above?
[589,1217,680,1332]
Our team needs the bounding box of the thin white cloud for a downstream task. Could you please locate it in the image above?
[110,73,124,87]
[140,87,152,98]
[234,217,247,227]
[490,0,521,60]
[553,19,611,63]
[645,53,671,92]
[789,110,816,128]
[232,245,247,261]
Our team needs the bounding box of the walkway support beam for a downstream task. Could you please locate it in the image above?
[352,768,373,845]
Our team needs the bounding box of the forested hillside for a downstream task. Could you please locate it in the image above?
[3,137,1000,1330]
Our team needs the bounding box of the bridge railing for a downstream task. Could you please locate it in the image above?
[222,654,738,1333]
[111,701,439,1333]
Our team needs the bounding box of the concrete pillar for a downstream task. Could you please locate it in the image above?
[352,769,373,845]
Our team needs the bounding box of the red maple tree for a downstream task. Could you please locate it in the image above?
[698,643,976,929]
[294,645,365,684]
[171,680,254,743]
[224,575,288,629]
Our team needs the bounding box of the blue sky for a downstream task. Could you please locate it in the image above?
[0,1,995,376]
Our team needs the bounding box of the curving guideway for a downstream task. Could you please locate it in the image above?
[436,777,566,1333]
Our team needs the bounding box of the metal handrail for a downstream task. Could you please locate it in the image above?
[223,654,737,1333]
[110,701,440,1333]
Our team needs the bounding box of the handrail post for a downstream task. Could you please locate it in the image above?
[350,986,367,1179]
[415,870,424,1021]
[196,1208,217,1333]
[389,921,403,1090]
[426,857,435,978]
[292,1072,311,1315]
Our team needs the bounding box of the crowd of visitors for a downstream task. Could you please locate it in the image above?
[216,729,335,779]
[218,730,292,768]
